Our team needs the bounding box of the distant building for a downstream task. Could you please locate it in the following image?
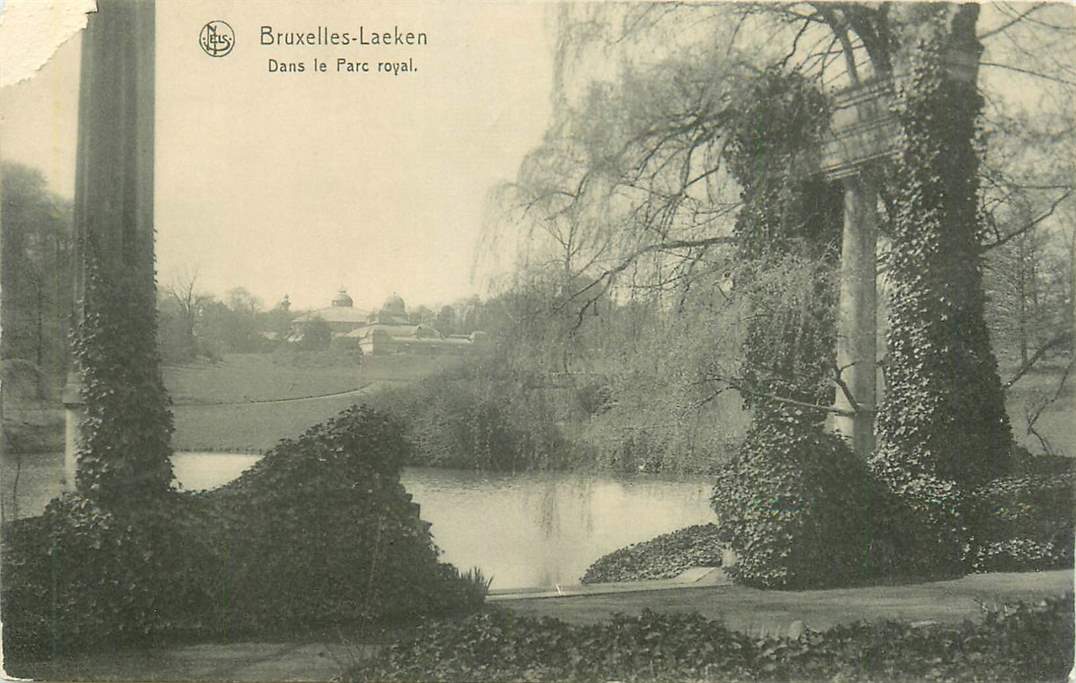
[289,288,370,336]
[348,293,486,356]
[291,290,486,355]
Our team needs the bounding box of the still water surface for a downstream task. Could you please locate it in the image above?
[8,452,715,590]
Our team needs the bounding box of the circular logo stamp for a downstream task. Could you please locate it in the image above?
[199,20,235,58]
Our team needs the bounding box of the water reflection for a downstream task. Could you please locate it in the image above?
[3,452,714,590]
[401,468,713,589]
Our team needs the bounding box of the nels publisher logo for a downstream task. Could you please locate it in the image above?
[200,20,235,57]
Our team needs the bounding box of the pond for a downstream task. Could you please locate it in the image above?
[3,452,715,590]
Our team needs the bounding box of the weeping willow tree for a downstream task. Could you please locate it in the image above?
[483,1,1074,581]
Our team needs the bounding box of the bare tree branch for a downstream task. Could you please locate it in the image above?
[1024,356,1074,455]
[982,188,1073,251]
[979,60,1076,87]
[1003,331,1073,391]
[978,3,1049,41]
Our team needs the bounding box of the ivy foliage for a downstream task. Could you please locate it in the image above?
[581,524,724,584]
[872,6,1013,574]
[0,492,214,658]
[727,69,844,420]
[345,594,1075,683]
[963,466,1074,573]
[712,422,883,589]
[72,244,175,503]
[204,404,487,632]
[874,7,1012,487]
[1,406,486,660]
[711,70,882,588]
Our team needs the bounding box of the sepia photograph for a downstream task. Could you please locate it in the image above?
[0,0,1073,680]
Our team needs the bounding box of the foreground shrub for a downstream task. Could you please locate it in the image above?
[865,464,968,579]
[1,405,484,660]
[0,493,217,658]
[350,609,755,682]
[963,468,1074,572]
[346,593,1074,682]
[204,405,482,631]
[711,421,883,589]
[581,524,723,584]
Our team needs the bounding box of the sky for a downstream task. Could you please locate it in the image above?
[2,2,1070,312]
[0,0,554,311]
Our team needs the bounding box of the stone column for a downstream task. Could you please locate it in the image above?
[63,0,156,490]
[833,172,878,459]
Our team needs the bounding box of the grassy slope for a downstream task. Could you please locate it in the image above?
[164,354,366,404]
[166,353,462,452]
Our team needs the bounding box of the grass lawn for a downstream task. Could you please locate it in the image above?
[1001,362,1075,457]
[166,353,462,452]
[164,355,362,404]
[163,353,458,404]
[173,392,374,452]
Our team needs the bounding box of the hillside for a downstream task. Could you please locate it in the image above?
[166,352,462,452]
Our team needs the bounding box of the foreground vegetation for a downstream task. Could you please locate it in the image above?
[584,450,1072,587]
[346,594,1074,683]
[1,407,486,662]
[581,524,723,584]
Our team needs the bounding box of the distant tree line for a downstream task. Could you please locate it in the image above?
[1,163,73,402]
[156,275,494,362]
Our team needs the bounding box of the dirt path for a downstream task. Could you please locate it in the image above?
[502,569,1074,636]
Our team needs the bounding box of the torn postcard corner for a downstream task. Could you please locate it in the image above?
[0,0,97,88]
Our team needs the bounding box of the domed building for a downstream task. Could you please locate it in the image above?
[290,289,486,356]
[289,288,369,336]
[370,293,411,325]
[347,293,486,356]
[331,289,354,308]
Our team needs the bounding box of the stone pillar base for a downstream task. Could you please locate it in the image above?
[61,374,83,491]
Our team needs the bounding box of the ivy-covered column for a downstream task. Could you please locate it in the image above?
[67,0,174,503]
[712,72,880,589]
[872,3,1011,572]
[833,171,879,459]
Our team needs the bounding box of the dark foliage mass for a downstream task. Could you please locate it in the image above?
[73,248,176,502]
[711,70,887,589]
[728,69,842,415]
[581,524,723,584]
[205,405,485,631]
[872,6,1014,576]
[963,455,1074,572]
[711,423,888,589]
[375,355,575,471]
[346,594,1074,683]
[0,406,485,660]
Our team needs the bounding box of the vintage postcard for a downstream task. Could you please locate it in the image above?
[1,1,1073,681]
